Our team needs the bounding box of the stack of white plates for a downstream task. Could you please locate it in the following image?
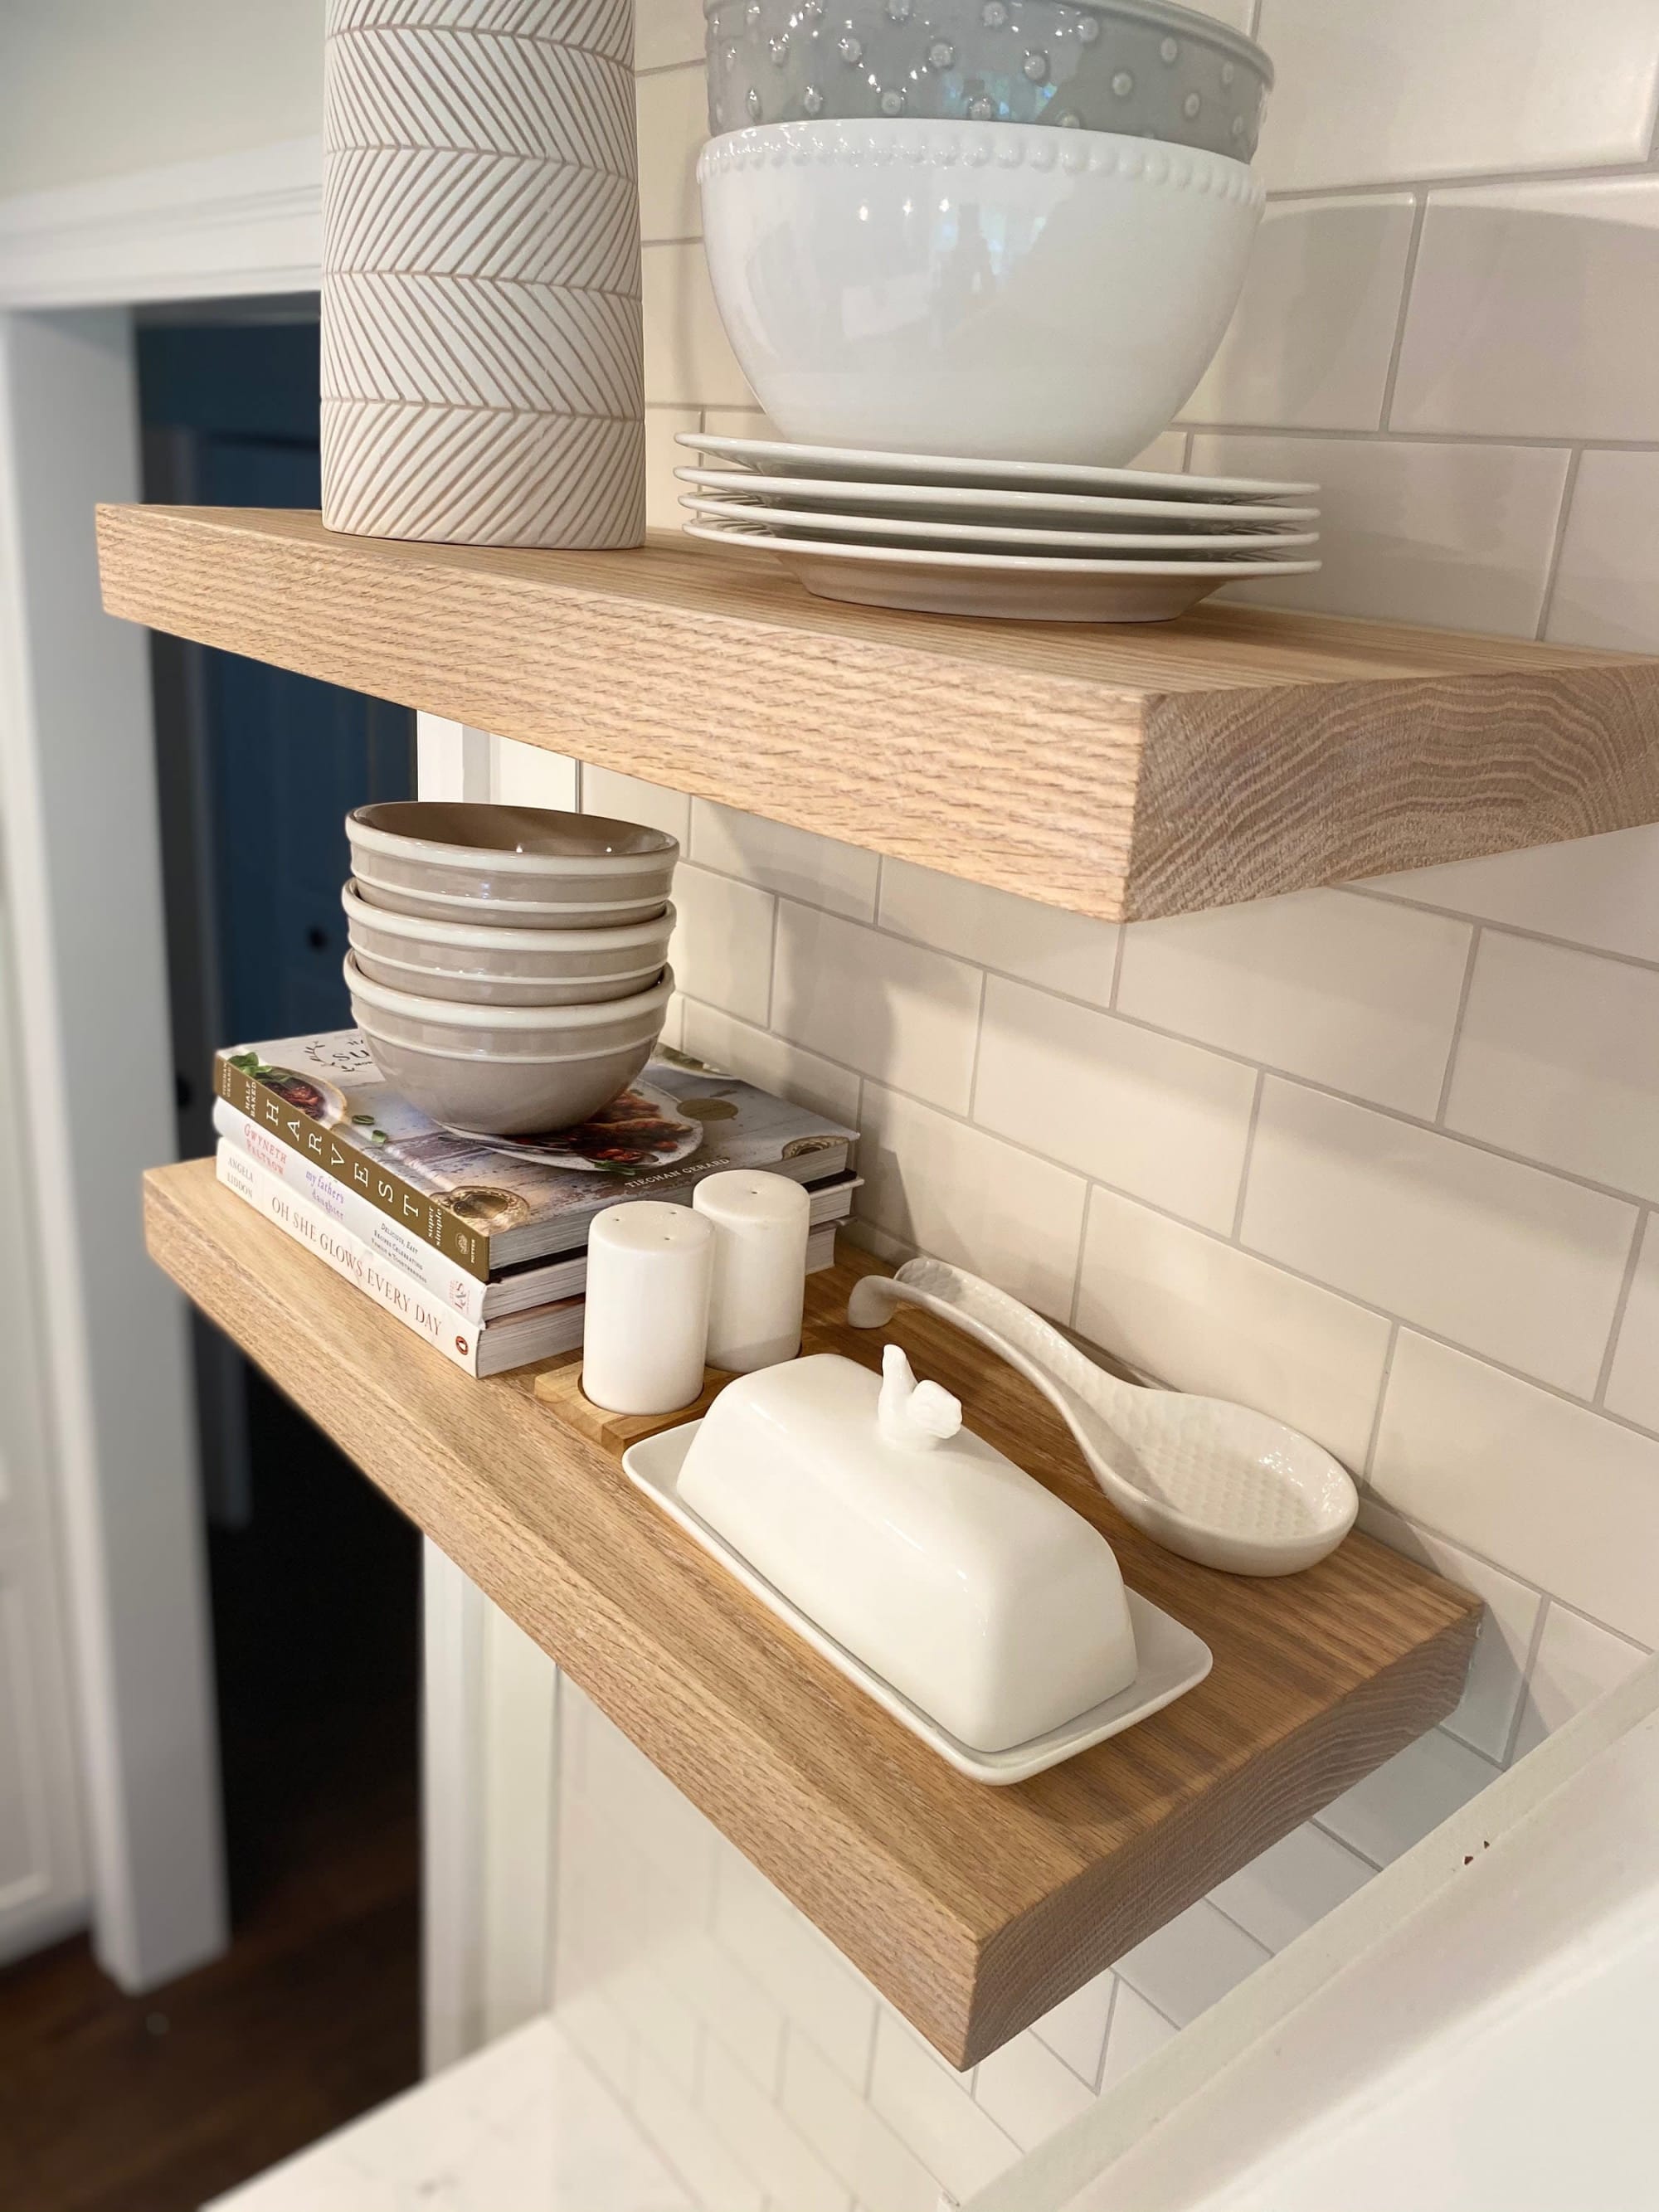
[675,433,1321,623]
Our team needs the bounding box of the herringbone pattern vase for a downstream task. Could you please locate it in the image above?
[322,0,645,547]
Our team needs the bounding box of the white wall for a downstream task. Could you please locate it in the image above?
[0,0,324,198]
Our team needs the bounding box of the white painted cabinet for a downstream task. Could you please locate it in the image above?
[0,899,86,1962]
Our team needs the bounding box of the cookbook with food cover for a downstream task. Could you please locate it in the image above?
[214,1032,858,1281]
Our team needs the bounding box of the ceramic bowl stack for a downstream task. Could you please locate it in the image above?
[342,802,679,1136]
[688,0,1317,619]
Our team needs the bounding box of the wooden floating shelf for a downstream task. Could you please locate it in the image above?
[145,1159,1481,2065]
[99,503,1659,923]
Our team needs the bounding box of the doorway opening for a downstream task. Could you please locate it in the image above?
[0,299,422,2212]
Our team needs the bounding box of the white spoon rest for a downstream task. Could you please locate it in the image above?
[848,1258,1358,1575]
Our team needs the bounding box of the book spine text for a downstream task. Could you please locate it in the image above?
[215,1052,490,1278]
[216,1141,484,1375]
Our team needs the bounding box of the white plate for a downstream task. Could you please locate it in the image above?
[439,1081,703,1173]
[622,1418,1213,1785]
[678,430,1318,503]
[684,520,1321,622]
[682,493,1321,558]
[674,466,1318,530]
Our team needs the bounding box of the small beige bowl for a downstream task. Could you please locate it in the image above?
[348,801,679,928]
[346,955,674,1135]
[342,882,674,1006]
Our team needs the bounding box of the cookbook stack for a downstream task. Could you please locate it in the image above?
[212,1033,859,1377]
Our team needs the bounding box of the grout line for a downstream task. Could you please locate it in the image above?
[1359,1320,1400,1487]
[1068,1183,1099,1332]
[1309,1814,1384,1873]
[676,979,1659,1453]
[1433,923,1483,1125]
[1499,1600,1554,1768]
[1346,883,1659,983]
[964,966,990,1121]
[1170,417,1628,454]
[1228,1071,1265,1242]
[1375,189,1428,431]
[1593,1207,1647,1407]
[1107,921,1127,1010]
[635,56,704,78]
[1533,445,1584,640]
[1261,155,1659,203]
[763,887,781,1028]
[1090,1975,1120,2094]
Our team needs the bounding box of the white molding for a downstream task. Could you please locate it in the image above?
[421,1539,489,2073]
[0,307,226,1987]
[0,138,321,310]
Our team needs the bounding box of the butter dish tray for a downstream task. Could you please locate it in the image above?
[621,1418,1213,1785]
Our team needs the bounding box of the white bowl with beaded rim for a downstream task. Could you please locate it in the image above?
[698,118,1263,466]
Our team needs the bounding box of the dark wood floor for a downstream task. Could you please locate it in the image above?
[0,1369,422,2212]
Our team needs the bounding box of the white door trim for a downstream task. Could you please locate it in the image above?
[0,133,326,1988]
[0,308,226,1987]
[0,138,322,310]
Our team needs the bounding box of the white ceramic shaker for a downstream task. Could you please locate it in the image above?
[581,1201,712,1415]
[693,1169,810,1373]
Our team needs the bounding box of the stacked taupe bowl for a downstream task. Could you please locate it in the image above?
[342,803,678,1137]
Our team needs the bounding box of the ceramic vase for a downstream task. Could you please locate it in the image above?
[322,0,645,548]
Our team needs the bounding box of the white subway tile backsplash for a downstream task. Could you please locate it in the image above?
[713,1852,878,2088]
[636,0,704,70]
[645,408,700,530]
[1186,433,1570,634]
[492,736,577,809]
[1241,1081,1637,1395]
[1393,178,1659,441]
[868,2017,1021,2200]
[1445,931,1659,1202]
[878,859,1119,1008]
[1098,1981,1176,2091]
[633,2047,768,2212]
[781,2032,944,2212]
[772,905,981,1113]
[1605,1213,1659,1435]
[669,864,774,1025]
[1254,0,1659,189]
[1116,888,1472,1117]
[858,1083,1087,1317]
[1115,1900,1271,2030]
[1511,1604,1649,1759]
[975,980,1257,1234]
[655,1930,786,2092]
[1318,1727,1498,1866]
[644,242,752,408]
[1029,1971,1114,2088]
[691,800,879,921]
[679,1000,862,1127]
[582,763,692,845]
[973,2031,1097,2152]
[1180,197,1415,432]
[636,66,705,241]
[1076,1186,1389,1471]
[1357,1499,1545,1763]
[1546,449,1659,653]
[1371,1332,1659,1647]
[1362,826,1659,968]
[1208,1824,1374,1954]
[698,2039,853,2212]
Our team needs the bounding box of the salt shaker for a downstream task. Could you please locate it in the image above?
[693,1169,810,1373]
[581,1201,713,1414]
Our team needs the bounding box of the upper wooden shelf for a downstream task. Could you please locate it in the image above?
[145,1158,1480,2066]
[98,504,1659,923]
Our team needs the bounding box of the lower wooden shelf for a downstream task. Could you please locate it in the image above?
[145,1157,1480,2066]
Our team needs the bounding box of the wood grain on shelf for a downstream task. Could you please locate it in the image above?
[98,505,1659,922]
[146,1159,1481,2065]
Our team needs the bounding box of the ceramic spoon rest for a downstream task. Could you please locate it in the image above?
[848,1260,1358,1576]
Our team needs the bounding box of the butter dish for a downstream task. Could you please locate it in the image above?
[622,1412,1211,1784]
[623,1347,1213,1781]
